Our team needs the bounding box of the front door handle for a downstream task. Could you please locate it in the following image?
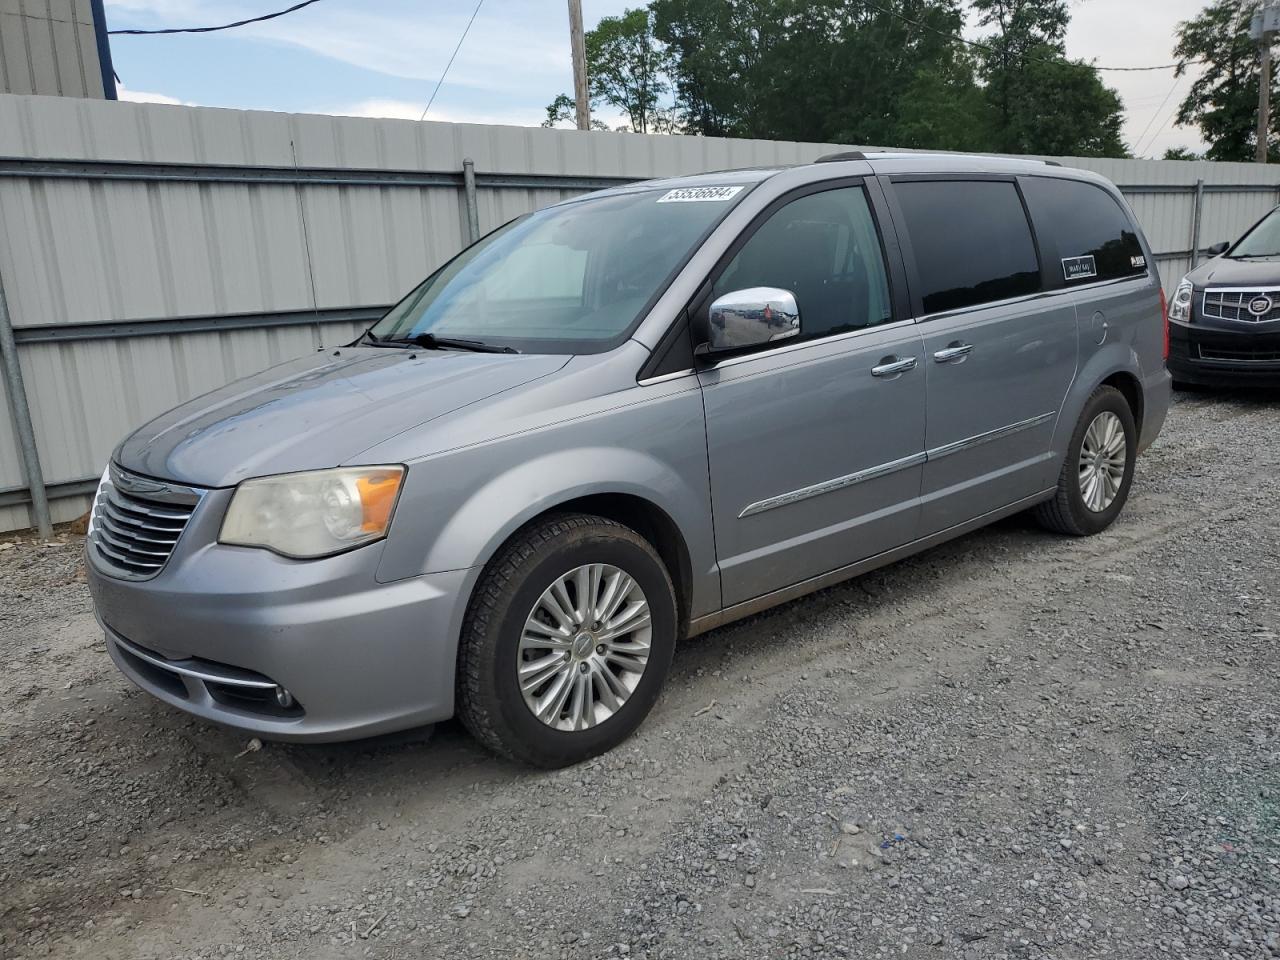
[933,342,974,363]
[871,355,917,378]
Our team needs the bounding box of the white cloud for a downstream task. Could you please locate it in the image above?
[329,97,545,128]
[106,0,582,90]
[115,83,190,106]
[243,8,571,91]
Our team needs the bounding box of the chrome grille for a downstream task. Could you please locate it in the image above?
[1201,288,1280,324]
[89,466,204,580]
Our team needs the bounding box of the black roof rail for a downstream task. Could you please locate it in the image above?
[815,151,867,163]
[1043,159,1063,167]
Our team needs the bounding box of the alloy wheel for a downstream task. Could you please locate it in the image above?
[1078,410,1127,512]
[517,564,652,731]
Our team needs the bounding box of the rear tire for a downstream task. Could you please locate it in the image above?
[456,513,677,767]
[1034,385,1136,537]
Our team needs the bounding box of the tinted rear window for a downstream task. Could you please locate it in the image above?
[895,180,1042,315]
[1021,177,1147,284]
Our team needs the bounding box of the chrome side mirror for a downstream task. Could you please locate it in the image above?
[704,287,800,353]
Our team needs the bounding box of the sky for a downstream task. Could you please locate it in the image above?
[102,0,1213,158]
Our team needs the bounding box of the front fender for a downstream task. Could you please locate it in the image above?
[375,380,720,618]
[442,447,710,589]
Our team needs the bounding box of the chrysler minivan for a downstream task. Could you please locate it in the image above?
[86,152,1171,767]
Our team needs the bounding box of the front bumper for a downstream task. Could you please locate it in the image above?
[87,486,474,741]
[1168,321,1280,388]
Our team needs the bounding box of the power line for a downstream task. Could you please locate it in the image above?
[420,0,485,121]
[108,0,326,36]
[858,0,1206,73]
[1094,61,1204,74]
[1133,74,1184,157]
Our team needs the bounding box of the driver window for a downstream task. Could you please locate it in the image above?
[714,186,892,341]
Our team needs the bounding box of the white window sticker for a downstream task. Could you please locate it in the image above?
[1062,255,1098,281]
[656,185,745,203]
[1131,254,1147,269]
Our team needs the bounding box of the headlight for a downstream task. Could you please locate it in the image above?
[1169,277,1194,324]
[220,466,404,558]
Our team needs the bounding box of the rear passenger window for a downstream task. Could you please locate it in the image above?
[1021,177,1147,284]
[895,180,1041,315]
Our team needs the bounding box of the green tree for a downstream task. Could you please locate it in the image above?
[541,93,610,130]
[972,0,1127,157]
[546,0,1124,156]
[893,56,997,152]
[650,0,783,137]
[652,0,990,146]
[586,7,672,132]
[1162,146,1204,161]
[1173,0,1274,162]
[545,7,672,133]
[778,0,987,147]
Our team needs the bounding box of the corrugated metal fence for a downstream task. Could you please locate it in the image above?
[0,0,109,98]
[2,93,1279,533]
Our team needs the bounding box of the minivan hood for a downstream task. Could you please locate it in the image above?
[114,347,569,487]
[1188,256,1280,287]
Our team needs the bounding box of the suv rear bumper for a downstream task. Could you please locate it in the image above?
[1168,322,1280,388]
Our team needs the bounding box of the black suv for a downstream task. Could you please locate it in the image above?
[1168,206,1280,387]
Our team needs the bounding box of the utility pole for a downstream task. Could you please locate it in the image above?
[567,0,590,130]
[1259,42,1272,163]
[1252,6,1280,163]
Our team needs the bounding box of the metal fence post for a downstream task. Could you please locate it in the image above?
[0,270,53,538]
[1190,178,1206,268]
[462,158,480,245]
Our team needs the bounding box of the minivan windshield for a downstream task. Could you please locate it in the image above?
[1228,207,1280,258]
[368,185,751,353]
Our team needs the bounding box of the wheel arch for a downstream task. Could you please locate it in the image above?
[1053,344,1145,465]
[489,492,696,634]
[1100,369,1144,435]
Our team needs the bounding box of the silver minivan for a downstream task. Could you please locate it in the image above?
[86,152,1171,766]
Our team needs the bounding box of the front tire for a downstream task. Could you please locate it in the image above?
[1034,385,1136,536]
[456,513,678,767]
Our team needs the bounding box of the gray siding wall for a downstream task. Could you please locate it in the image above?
[0,0,104,98]
[2,93,1278,532]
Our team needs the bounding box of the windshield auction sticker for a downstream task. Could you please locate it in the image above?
[657,186,745,203]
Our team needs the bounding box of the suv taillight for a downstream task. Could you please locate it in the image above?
[1160,288,1169,361]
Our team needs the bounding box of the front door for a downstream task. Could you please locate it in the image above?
[697,183,928,608]
[888,177,1079,534]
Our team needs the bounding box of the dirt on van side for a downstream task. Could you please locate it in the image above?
[1,388,1278,960]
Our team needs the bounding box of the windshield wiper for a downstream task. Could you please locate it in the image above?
[1227,253,1280,259]
[378,332,519,354]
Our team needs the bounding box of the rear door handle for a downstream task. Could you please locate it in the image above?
[933,342,973,363]
[871,356,917,378]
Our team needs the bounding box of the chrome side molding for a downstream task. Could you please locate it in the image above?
[738,452,927,518]
[738,412,1056,519]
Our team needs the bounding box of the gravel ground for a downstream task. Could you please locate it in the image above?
[1,389,1278,960]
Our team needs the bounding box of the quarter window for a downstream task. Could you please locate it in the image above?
[895,180,1042,315]
[712,186,893,341]
[1020,177,1147,284]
